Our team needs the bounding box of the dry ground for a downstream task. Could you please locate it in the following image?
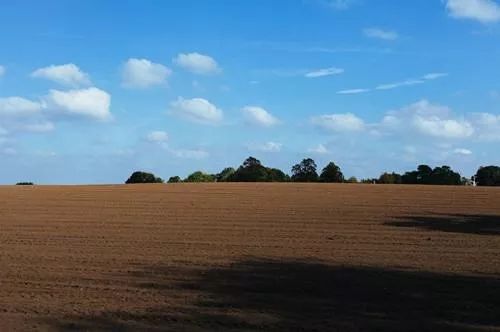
[0,183,499,331]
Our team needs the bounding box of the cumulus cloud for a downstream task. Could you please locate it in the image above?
[0,97,42,117]
[147,131,169,143]
[0,65,5,77]
[382,100,474,139]
[305,67,344,78]
[249,141,283,152]
[471,112,500,140]
[242,106,279,127]
[121,58,171,88]
[43,87,111,121]
[169,97,223,124]
[173,52,220,75]
[446,0,500,23]
[311,113,365,132]
[363,27,399,40]
[31,63,91,87]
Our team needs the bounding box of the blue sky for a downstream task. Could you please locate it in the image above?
[1,0,500,184]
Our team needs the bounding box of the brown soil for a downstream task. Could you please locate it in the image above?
[0,183,499,331]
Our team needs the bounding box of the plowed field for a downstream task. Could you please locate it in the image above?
[1,184,499,331]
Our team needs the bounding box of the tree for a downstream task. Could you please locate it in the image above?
[345,176,358,183]
[230,157,271,182]
[402,165,462,185]
[429,166,461,185]
[215,167,235,182]
[378,172,402,184]
[475,166,500,186]
[319,162,343,183]
[184,171,215,183]
[292,158,318,182]
[266,167,290,182]
[167,176,181,183]
[125,171,163,184]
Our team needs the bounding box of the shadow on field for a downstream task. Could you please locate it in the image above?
[45,258,500,331]
[386,214,500,235]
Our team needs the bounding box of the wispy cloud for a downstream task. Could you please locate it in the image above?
[337,73,448,94]
[337,88,370,95]
[321,0,357,10]
[375,79,424,91]
[305,67,344,78]
[363,28,399,41]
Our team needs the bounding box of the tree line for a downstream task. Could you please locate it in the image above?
[125,156,500,187]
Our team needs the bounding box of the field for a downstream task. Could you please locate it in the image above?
[0,183,499,331]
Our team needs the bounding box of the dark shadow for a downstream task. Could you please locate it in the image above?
[385,214,500,235]
[43,258,500,331]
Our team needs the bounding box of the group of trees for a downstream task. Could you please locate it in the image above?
[125,156,500,186]
[374,165,463,185]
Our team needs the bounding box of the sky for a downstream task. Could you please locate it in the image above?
[1,0,500,184]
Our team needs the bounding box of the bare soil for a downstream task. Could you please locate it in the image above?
[0,183,499,331]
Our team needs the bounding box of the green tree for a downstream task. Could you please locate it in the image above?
[378,172,402,184]
[184,171,215,183]
[230,157,271,182]
[345,176,358,183]
[291,158,318,182]
[402,165,462,185]
[319,162,343,183]
[125,171,163,184]
[430,166,461,185]
[475,166,500,186]
[266,167,290,182]
[167,176,181,183]
[215,167,236,182]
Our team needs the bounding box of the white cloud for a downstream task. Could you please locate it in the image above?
[311,113,365,132]
[31,63,91,87]
[308,144,329,154]
[382,100,474,139]
[23,121,55,133]
[0,97,42,117]
[375,79,424,90]
[363,27,399,40]
[121,58,171,88]
[325,0,356,10]
[454,148,473,155]
[169,147,209,159]
[337,88,370,94]
[422,73,448,80]
[44,87,111,121]
[2,147,17,155]
[242,106,279,127]
[147,130,169,143]
[249,141,283,152]
[169,97,223,124]
[0,65,5,77]
[305,67,344,78]
[471,112,500,140]
[338,73,447,94]
[173,52,220,75]
[413,115,474,138]
[446,0,500,23]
